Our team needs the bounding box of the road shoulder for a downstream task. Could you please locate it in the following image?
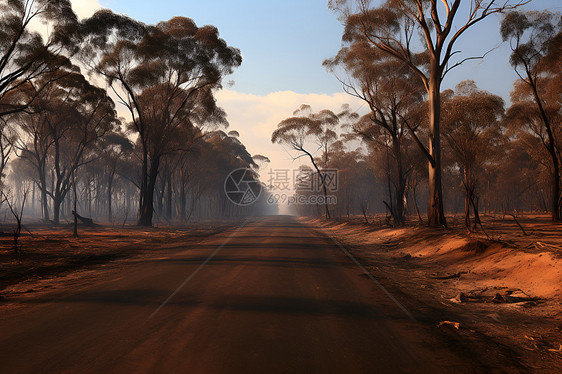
[307,218,562,373]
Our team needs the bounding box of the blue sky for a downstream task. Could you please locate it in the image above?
[99,0,345,95]
[97,0,561,99]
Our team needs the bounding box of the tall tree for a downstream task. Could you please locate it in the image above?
[98,132,134,222]
[76,12,242,226]
[329,143,377,220]
[271,106,341,219]
[326,42,424,224]
[331,0,526,226]
[441,81,505,230]
[198,130,258,218]
[501,11,562,220]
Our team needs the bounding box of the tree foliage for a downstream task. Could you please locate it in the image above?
[0,0,77,117]
[272,105,346,218]
[442,81,505,229]
[502,11,562,220]
[326,38,424,224]
[16,70,118,223]
[330,0,526,226]
[75,11,242,226]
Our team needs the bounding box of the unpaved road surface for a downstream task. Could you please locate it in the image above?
[0,216,487,373]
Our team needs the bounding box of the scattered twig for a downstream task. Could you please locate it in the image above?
[438,321,461,330]
[548,345,562,353]
[534,241,562,251]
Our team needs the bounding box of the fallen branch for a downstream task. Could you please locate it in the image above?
[534,241,562,251]
[360,201,370,225]
[430,272,462,280]
[510,214,532,236]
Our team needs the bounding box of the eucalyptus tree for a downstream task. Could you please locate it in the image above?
[17,71,118,223]
[328,144,377,219]
[0,0,77,118]
[501,11,562,220]
[99,131,134,222]
[75,12,242,226]
[272,106,341,219]
[198,130,257,218]
[13,96,51,220]
[330,0,526,226]
[326,41,424,224]
[441,81,505,230]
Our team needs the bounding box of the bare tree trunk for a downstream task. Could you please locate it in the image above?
[138,143,150,226]
[392,136,405,225]
[32,183,36,216]
[427,75,447,226]
[138,156,159,226]
[304,150,330,219]
[463,171,472,231]
[38,167,50,222]
[412,185,423,225]
[41,185,49,222]
[549,150,560,220]
[471,195,482,231]
[87,178,92,216]
[107,178,113,223]
[384,137,394,219]
[180,180,186,221]
[528,80,561,221]
[464,192,471,230]
[166,173,172,220]
[53,192,62,224]
[73,171,78,237]
[156,177,165,217]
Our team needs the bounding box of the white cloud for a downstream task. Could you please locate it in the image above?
[216,89,367,181]
[71,0,103,20]
[27,0,102,39]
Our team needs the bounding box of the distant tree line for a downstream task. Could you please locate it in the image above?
[0,0,273,226]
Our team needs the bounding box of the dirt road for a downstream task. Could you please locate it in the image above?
[0,216,481,373]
